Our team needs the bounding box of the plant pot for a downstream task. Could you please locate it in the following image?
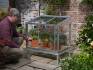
[49,42,54,50]
[43,42,50,48]
[31,40,39,48]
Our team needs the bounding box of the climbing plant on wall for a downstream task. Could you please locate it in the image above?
[81,0,93,6]
[77,15,93,53]
[42,0,66,5]
[41,0,69,15]
[80,0,93,13]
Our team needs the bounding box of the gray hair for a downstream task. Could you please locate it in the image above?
[9,8,19,17]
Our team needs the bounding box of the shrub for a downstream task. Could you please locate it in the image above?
[44,5,57,15]
[43,0,69,15]
[60,53,93,70]
[77,15,93,50]
[81,0,93,6]
[42,0,66,5]
[62,15,93,70]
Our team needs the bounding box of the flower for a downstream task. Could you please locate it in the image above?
[85,34,87,37]
[90,41,93,46]
[87,38,91,42]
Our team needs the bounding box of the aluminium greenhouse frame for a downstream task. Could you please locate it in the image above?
[25,15,74,64]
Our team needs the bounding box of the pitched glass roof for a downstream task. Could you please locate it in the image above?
[27,15,69,24]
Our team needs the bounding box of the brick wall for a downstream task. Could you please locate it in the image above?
[65,0,85,45]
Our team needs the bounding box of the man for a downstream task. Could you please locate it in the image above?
[0,8,23,65]
[0,8,20,47]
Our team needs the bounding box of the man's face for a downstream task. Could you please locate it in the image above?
[12,16,18,23]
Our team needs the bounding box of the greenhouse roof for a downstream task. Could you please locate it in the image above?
[27,15,70,24]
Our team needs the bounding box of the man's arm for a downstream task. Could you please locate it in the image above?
[4,39,19,48]
[0,39,19,48]
[12,25,19,37]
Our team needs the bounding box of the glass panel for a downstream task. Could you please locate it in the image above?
[27,23,69,51]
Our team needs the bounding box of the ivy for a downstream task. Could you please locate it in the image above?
[81,0,93,6]
[77,15,93,48]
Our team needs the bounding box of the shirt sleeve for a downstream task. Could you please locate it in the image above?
[4,39,19,48]
[12,25,19,37]
[0,39,19,48]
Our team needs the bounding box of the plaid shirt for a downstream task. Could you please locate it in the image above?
[0,17,19,48]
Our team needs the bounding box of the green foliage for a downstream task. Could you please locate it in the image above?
[32,35,38,40]
[43,0,67,15]
[62,15,93,70]
[81,0,93,6]
[60,52,93,70]
[39,31,50,42]
[29,29,38,36]
[78,43,89,51]
[17,26,24,34]
[77,15,93,49]
[44,5,57,15]
[29,28,38,40]
[42,0,66,5]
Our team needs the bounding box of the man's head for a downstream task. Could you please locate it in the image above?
[8,8,19,23]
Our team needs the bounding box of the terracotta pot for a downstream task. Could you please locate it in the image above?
[48,42,54,50]
[43,42,50,48]
[31,40,39,48]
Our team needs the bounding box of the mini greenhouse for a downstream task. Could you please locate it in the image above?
[25,15,72,63]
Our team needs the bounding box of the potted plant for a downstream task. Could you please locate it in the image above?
[31,35,39,48]
[39,32,50,48]
[29,29,39,48]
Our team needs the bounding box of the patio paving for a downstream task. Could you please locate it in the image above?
[2,55,59,70]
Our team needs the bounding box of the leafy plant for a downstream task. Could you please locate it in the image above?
[77,15,93,50]
[81,0,93,6]
[17,26,24,34]
[43,0,69,15]
[29,29,38,36]
[42,0,66,5]
[60,52,93,70]
[32,35,38,40]
[44,5,57,15]
[29,28,38,40]
[61,15,93,70]
[39,31,50,42]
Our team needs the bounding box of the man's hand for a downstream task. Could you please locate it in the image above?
[28,37,32,41]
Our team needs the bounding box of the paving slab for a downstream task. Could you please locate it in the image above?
[49,60,58,66]
[28,61,57,70]
[31,55,53,63]
[34,68,43,70]
[2,68,12,70]
[55,67,61,70]
[6,58,31,70]
[17,66,34,70]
